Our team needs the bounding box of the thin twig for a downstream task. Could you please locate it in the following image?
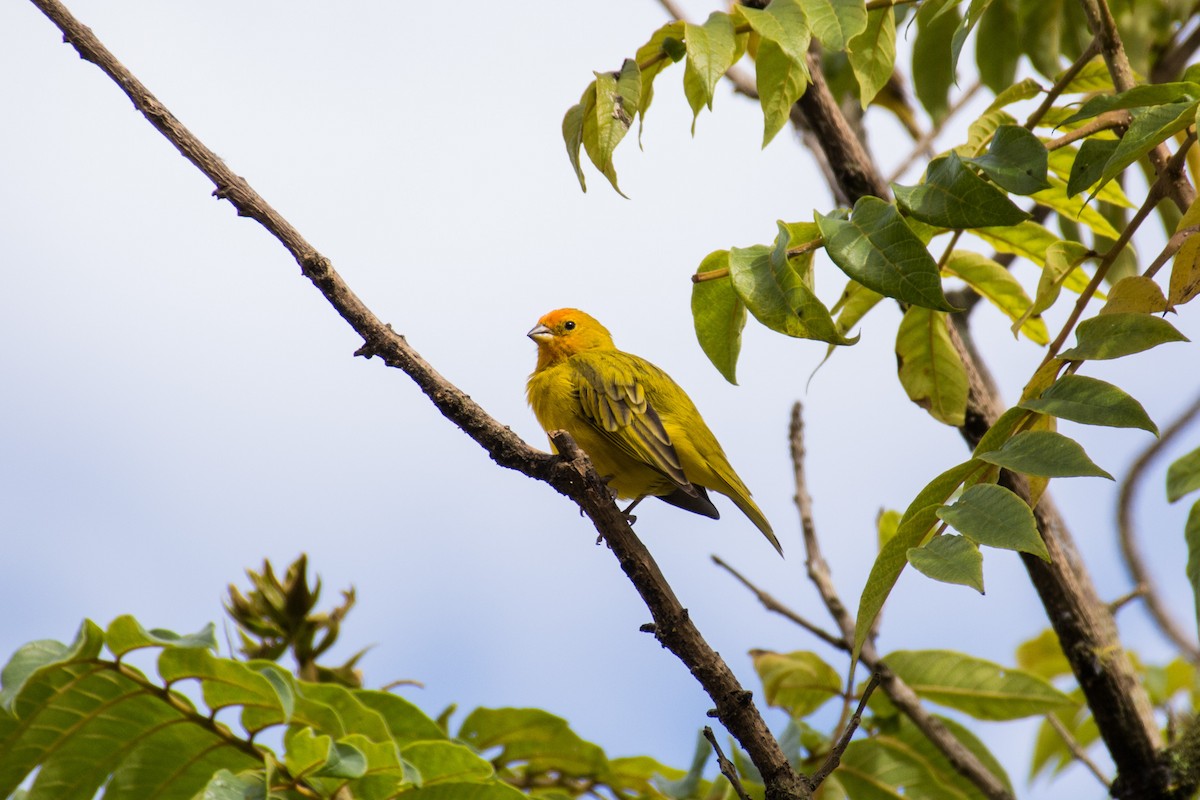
[26,2,812,796]
[703,727,753,800]
[1046,713,1113,788]
[886,82,982,184]
[1145,225,1200,280]
[788,404,1015,800]
[1116,390,1200,664]
[809,673,881,789]
[1025,38,1101,131]
[711,556,846,650]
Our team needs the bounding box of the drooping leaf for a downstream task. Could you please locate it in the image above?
[1058,312,1189,360]
[848,7,897,108]
[837,734,963,800]
[751,650,843,718]
[912,0,961,120]
[942,250,1047,343]
[975,219,1061,266]
[801,0,868,51]
[1031,176,1121,240]
[729,238,855,346]
[1096,101,1200,190]
[1066,138,1120,199]
[684,12,738,128]
[892,714,1015,795]
[817,196,957,311]
[950,0,995,75]
[894,152,1031,228]
[937,483,1049,561]
[581,61,640,198]
[692,251,746,384]
[1186,501,1200,640]
[1011,241,1093,336]
[895,306,969,426]
[907,534,985,592]
[884,650,1073,719]
[1168,446,1200,503]
[1170,193,1200,307]
[562,96,589,192]
[1020,374,1157,434]
[965,124,1051,194]
[738,0,812,146]
[977,430,1113,479]
[976,0,1021,92]
[1019,0,1064,78]
[1100,275,1169,315]
[634,21,687,135]
[1015,629,1073,681]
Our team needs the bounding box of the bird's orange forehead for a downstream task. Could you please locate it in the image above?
[538,308,585,328]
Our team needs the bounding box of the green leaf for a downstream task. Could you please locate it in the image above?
[892,714,1015,795]
[837,735,961,800]
[458,708,607,777]
[848,7,897,108]
[1170,193,1200,308]
[985,77,1043,113]
[894,152,1031,228]
[1058,312,1189,360]
[1020,374,1157,433]
[1186,501,1200,639]
[942,250,1047,343]
[912,0,961,120]
[158,648,291,730]
[1061,81,1200,125]
[977,430,1113,479]
[562,98,588,192]
[975,219,1061,266]
[1016,629,1074,683]
[737,0,812,146]
[354,690,447,746]
[895,306,968,426]
[801,0,868,51]
[884,650,1073,719]
[1048,143,1133,208]
[1011,241,1092,337]
[937,483,1050,561]
[196,770,266,800]
[751,650,843,718]
[582,61,640,198]
[1066,138,1120,199]
[965,124,1051,194]
[403,740,495,784]
[285,727,368,779]
[0,620,104,712]
[105,615,217,658]
[950,0,994,75]
[854,460,985,657]
[729,235,856,346]
[1019,0,1064,78]
[684,12,738,128]
[1168,446,1200,502]
[817,196,957,311]
[1097,101,1200,189]
[692,251,746,384]
[388,783,530,800]
[907,534,985,592]
[1032,176,1121,239]
[976,0,1021,92]
[1100,276,1168,315]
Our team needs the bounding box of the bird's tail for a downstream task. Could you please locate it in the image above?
[728,492,783,557]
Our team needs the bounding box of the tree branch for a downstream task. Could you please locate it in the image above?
[27,1,810,796]
[1116,390,1200,664]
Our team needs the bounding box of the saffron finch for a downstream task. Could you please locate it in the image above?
[526,308,782,556]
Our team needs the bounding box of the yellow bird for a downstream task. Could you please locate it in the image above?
[526,308,782,556]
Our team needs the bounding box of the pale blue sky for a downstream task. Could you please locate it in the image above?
[2,2,1197,797]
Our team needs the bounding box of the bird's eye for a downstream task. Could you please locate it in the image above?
[563,320,576,331]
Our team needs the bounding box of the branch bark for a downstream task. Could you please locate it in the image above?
[26,1,810,797]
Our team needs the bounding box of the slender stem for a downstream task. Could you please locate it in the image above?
[1044,111,1129,151]
[692,268,730,283]
[1145,225,1200,280]
[809,673,881,789]
[1025,38,1102,131]
[1116,390,1200,663]
[704,727,753,800]
[1046,713,1113,787]
[712,556,846,650]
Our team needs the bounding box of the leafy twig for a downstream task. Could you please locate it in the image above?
[808,672,881,789]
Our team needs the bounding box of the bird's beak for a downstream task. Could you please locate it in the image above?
[527,323,552,342]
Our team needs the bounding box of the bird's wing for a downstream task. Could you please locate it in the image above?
[572,354,692,491]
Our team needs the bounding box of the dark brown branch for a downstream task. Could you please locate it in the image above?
[28,2,810,797]
[1117,391,1200,664]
